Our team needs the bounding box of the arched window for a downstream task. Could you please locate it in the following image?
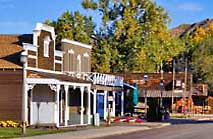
[68,49,74,71]
[83,52,89,72]
[77,54,81,72]
[44,36,51,57]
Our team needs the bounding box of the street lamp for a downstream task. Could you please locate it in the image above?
[144,74,148,118]
[20,51,28,135]
[160,79,164,108]
[160,79,164,120]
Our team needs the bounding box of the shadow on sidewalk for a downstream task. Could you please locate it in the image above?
[163,118,213,125]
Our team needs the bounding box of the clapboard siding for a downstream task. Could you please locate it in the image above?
[0,70,22,121]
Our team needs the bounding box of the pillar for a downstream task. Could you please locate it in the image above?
[60,91,63,124]
[30,89,33,125]
[121,91,124,116]
[24,84,28,125]
[93,90,97,115]
[80,86,84,125]
[112,91,116,117]
[56,84,60,127]
[64,85,69,126]
[104,90,108,120]
[87,86,91,124]
[28,84,35,125]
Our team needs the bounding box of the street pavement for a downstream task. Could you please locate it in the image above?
[96,120,213,139]
[16,116,213,139]
[16,122,170,139]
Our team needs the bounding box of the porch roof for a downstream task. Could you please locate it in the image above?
[27,70,92,84]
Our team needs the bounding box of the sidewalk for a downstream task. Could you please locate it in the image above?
[16,122,170,139]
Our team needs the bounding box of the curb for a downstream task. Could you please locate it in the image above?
[86,123,171,139]
[156,123,171,128]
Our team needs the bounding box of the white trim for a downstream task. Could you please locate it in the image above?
[23,43,38,52]
[55,60,62,64]
[60,81,91,87]
[26,67,63,75]
[33,30,40,46]
[28,55,37,59]
[123,82,136,89]
[55,50,64,57]
[27,78,59,84]
[26,78,91,87]
[33,23,56,40]
[62,39,92,49]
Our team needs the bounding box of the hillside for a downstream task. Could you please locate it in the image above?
[170,18,213,37]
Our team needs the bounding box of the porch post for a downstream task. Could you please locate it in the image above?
[64,85,69,126]
[112,91,116,117]
[24,84,28,125]
[93,89,97,115]
[121,91,124,116]
[104,90,108,120]
[80,86,84,125]
[87,86,91,124]
[60,90,63,124]
[28,84,35,125]
[30,89,33,125]
[56,84,60,127]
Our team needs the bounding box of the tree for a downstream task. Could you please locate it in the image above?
[192,37,213,94]
[82,0,185,73]
[45,10,95,49]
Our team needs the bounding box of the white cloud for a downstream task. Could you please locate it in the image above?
[177,3,203,12]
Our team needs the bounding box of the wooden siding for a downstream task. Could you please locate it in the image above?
[55,63,62,71]
[28,58,36,68]
[113,73,191,91]
[37,30,54,70]
[28,50,36,56]
[0,70,22,121]
[61,42,91,72]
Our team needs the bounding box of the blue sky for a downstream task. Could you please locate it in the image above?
[0,0,212,34]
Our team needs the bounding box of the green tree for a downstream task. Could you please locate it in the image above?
[192,37,213,94]
[82,0,185,73]
[45,10,95,48]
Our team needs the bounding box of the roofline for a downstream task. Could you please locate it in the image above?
[61,39,92,49]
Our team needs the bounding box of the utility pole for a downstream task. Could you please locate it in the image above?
[182,58,188,114]
[160,60,163,108]
[171,59,175,113]
[189,73,193,113]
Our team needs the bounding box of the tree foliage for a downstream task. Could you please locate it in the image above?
[189,22,213,94]
[44,11,95,48]
[82,0,185,73]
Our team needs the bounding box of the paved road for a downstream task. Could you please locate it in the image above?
[96,121,213,139]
